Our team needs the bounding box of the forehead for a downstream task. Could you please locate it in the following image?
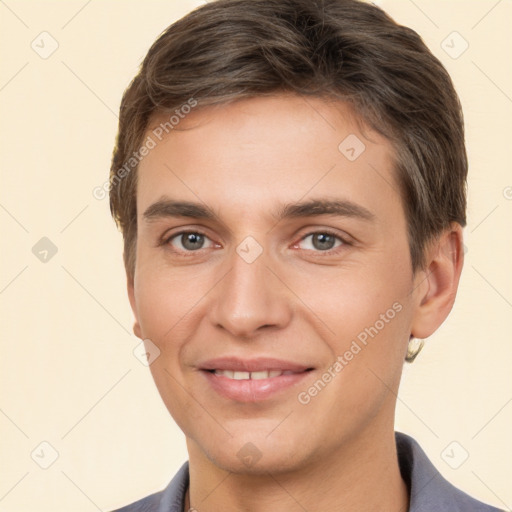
[137,94,401,225]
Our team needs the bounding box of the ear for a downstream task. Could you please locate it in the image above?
[410,223,464,339]
[126,260,142,339]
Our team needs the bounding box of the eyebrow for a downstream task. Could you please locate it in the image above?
[142,197,375,223]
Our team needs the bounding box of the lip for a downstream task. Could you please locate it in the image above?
[199,357,313,402]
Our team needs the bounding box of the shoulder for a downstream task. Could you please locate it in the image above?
[396,432,504,512]
[109,461,189,512]
[110,490,164,512]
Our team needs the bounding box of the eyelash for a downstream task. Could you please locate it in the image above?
[161,229,350,257]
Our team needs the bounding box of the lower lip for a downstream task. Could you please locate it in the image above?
[201,370,311,402]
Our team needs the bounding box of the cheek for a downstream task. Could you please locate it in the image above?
[290,256,412,403]
[285,257,411,340]
[133,266,207,429]
[134,263,197,344]
[297,298,411,440]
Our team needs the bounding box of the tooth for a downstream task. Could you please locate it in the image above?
[250,371,270,380]
[215,370,234,378]
[233,371,250,380]
[213,369,291,379]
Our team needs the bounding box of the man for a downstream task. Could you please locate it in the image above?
[108,0,502,510]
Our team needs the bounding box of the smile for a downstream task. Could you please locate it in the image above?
[199,358,313,401]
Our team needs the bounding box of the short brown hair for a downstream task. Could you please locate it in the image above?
[109,0,467,280]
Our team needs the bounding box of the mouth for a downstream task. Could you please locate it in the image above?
[199,357,314,402]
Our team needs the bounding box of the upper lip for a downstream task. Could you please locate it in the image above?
[199,357,313,373]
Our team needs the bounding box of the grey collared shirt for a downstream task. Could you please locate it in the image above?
[112,432,503,511]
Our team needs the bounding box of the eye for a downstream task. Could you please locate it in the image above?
[295,231,346,253]
[166,231,216,252]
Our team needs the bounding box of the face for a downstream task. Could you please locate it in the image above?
[128,95,426,475]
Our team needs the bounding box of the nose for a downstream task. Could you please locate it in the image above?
[208,247,293,339]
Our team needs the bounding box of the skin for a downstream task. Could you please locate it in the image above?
[127,94,464,512]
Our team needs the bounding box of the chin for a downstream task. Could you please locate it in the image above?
[196,428,310,476]
[209,449,302,476]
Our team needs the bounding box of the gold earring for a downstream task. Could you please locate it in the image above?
[405,337,425,363]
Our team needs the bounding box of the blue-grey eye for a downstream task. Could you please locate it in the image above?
[299,233,343,251]
[169,232,213,251]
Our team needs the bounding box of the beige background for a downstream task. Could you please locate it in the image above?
[1,0,511,510]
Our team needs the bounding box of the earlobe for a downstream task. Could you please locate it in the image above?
[126,268,142,340]
[133,322,142,339]
[410,223,464,339]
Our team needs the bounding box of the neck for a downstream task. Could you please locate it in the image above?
[185,428,409,512]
